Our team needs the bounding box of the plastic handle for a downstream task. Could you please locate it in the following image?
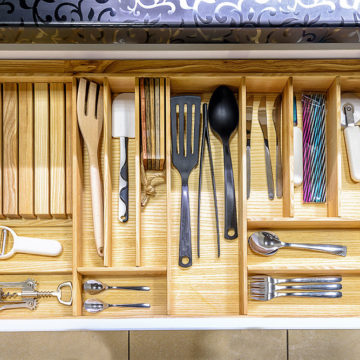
[294,126,303,186]
[223,141,238,239]
[8,236,62,259]
[179,181,192,268]
[119,136,129,222]
[344,126,360,182]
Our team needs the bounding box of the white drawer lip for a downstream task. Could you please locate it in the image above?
[0,43,359,60]
[1,317,360,331]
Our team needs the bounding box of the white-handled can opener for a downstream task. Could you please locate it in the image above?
[342,94,360,182]
[0,226,62,259]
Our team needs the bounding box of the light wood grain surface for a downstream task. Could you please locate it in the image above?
[3,83,19,218]
[1,62,360,319]
[34,83,50,218]
[19,83,35,219]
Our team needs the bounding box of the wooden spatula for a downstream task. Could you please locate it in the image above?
[77,79,104,257]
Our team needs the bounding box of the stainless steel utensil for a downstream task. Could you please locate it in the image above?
[258,96,274,200]
[83,279,150,295]
[84,299,150,313]
[250,282,342,293]
[272,94,282,198]
[0,279,73,306]
[248,231,347,257]
[249,275,342,285]
[250,290,342,301]
[246,96,253,199]
[0,298,37,311]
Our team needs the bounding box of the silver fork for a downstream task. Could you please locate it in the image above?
[250,289,342,301]
[250,275,342,285]
[250,282,342,294]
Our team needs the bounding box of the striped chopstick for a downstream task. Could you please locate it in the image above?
[301,93,326,203]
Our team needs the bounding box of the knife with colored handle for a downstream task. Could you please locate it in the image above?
[112,93,135,222]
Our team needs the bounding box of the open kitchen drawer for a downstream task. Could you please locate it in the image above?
[0,60,360,320]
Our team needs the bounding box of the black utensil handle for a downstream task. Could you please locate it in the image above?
[179,180,192,267]
[119,137,129,222]
[223,141,238,240]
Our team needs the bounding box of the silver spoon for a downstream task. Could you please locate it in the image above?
[248,231,347,257]
[83,279,150,295]
[84,299,150,313]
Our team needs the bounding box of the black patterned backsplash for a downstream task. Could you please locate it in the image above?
[1,0,360,44]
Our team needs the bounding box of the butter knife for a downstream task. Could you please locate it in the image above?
[246,96,254,199]
[258,96,274,200]
[272,94,282,198]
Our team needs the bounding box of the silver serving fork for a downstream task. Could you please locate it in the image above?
[250,282,342,295]
[250,275,342,285]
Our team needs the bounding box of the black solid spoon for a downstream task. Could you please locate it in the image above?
[208,85,239,240]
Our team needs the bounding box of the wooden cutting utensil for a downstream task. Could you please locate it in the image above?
[77,79,104,257]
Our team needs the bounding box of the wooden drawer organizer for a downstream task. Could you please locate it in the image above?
[1,60,360,319]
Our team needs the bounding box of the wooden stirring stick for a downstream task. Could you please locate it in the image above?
[77,79,104,257]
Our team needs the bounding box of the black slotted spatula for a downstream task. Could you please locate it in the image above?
[171,96,201,268]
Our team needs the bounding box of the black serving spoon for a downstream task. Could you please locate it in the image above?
[208,85,239,240]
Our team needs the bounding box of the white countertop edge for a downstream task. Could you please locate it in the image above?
[0,43,360,59]
[1,318,360,331]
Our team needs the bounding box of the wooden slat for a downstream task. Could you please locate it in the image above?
[135,78,141,266]
[77,266,167,276]
[50,83,66,218]
[103,78,112,267]
[327,77,341,217]
[282,77,294,217]
[0,84,3,219]
[34,82,50,218]
[65,83,72,216]
[72,78,83,316]
[238,78,247,315]
[159,78,166,170]
[3,82,19,218]
[166,78,171,315]
[19,83,35,218]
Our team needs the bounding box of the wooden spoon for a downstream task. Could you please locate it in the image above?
[77,79,104,257]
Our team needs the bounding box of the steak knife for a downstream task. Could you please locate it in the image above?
[272,94,282,198]
[258,96,274,200]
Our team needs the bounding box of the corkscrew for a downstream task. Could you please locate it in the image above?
[0,279,72,307]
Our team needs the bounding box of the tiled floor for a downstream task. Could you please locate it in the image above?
[0,330,359,359]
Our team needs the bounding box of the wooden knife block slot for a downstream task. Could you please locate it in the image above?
[0,61,360,319]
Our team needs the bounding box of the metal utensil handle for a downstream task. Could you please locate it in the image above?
[275,283,342,291]
[264,141,274,200]
[277,276,342,284]
[179,180,192,267]
[284,242,347,256]
[108,286,150,291]
[223,140,238,240]
[276,143,283,198]
[246,145,251,199]
[109,303,151,308]
[278,291,342,298]
[119,136,129,223]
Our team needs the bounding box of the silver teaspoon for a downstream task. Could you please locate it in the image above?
[83,279,150,295]
[248,231,347,257]
[84,299,151,313]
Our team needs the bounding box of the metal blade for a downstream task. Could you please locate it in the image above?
[258,96,268,140]
[272,94,282,140]
[112,93,135,138]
